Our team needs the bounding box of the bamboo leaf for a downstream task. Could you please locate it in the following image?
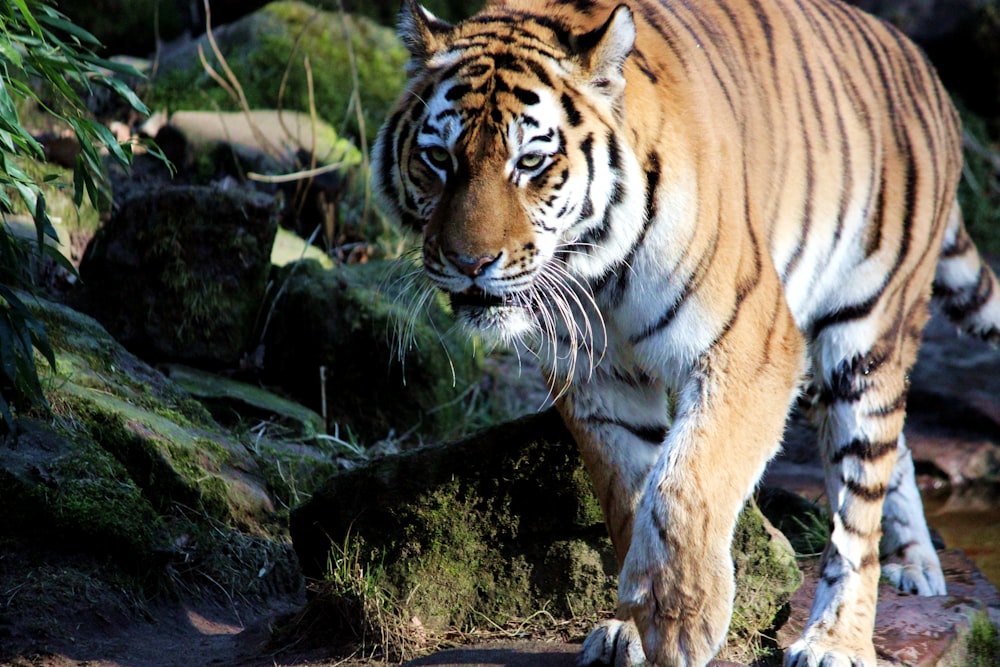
[11,0,42,37]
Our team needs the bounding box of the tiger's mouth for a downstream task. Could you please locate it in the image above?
[447,287,536,341]
[448,287,516,310]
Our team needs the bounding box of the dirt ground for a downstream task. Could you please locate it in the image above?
[2,547,996,667]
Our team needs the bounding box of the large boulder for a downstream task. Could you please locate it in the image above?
[75,185,279,367]
[261,258,485,443]
[150,1,410,146]
[0,294,303,597]
[290,409,802,661]
[147,109,382,252]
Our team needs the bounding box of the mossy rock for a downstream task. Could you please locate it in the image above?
[261,258,484,444]
[290,409,609,629]
[290,408,801,652]
[0,294,314,597]
[76,185,279,367]
[155,109,390,251]
[150,1,409,146]
[0,418,161,562]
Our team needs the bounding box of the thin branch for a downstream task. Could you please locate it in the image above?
[247,160,352,183]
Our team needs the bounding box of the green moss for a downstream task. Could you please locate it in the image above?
[31,296,215,428]
[539,540,617,616]
[964,610,1000,667]
[726,501,801,662]
[0,418,162,564]
[77,185,278,365]
[148,2,409,145]
[253,441,341,511]
[390,478,533,629]
[46,441,161,558]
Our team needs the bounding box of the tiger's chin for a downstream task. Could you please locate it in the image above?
[448,290,536,346]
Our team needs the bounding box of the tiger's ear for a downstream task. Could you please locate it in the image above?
[571,5,635,106]
[398,0,453,64]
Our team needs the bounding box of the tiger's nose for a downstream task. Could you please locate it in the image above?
[447,252,498,277]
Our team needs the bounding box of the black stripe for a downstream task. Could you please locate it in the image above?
[560,92,582,127]
[938,264,994,320]
[630,207,722,344]
[607,132,622,171]
[577,134,595,222]
[843,478,887,502]
[445,83,472,101]
[865,388,907,418]
[512,86,540,106]
[940,227,972,258]
[860,552,880,570]
[836,511,869,537]
[810,289,882,338]
[587,415,668,445]
[830,436,897,464]
[595,153,661,298]
[523,59,553,87]
[820,349,888,403]
[632,0,689,72]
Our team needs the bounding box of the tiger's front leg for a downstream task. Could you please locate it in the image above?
[557,370,670,667]
[574,303,805,666]
[617,363,802,665]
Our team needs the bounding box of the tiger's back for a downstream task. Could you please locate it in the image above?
[561,0,965,331]
[373,1,1000,665]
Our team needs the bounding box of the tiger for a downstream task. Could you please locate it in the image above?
[371,0,1000,665]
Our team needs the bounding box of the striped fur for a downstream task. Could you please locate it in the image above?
[372,0,1000,665]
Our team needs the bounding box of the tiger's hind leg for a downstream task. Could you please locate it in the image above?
[786,313,929,667]
[879,433,946,596]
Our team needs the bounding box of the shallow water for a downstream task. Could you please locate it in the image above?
[924,495,1000,587]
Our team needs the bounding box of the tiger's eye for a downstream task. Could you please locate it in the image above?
[424,146,451,168]
[517,153,544,170]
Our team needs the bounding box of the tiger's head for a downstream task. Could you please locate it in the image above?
[373,0,639,348]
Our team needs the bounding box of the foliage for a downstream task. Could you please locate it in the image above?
[963,610,1000,667]
[958,101,1000,256]
[0,0,150,432]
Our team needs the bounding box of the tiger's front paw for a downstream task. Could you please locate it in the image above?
[578,618,646,666]
[882,544,946,596]
[616,529,731,667]
[784,637,876,667]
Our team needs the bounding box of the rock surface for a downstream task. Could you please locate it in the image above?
[378,551,997,667]
[75,185,279,367]
[291,408,803,659]
[261,258,485,442]
[150,1,410,145]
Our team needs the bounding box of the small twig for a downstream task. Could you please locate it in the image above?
[247,160,351,183]
[335,0,372,220]
[319,364,328,422]
[198,0,281,160]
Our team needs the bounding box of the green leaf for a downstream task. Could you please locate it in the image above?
[11,0,42,37]
[0,387,13,433]
[103,76,150,116]
[36,13,100,46]
[0,0,167,424]
[0,39,23,68]
[33,191,59,245]
[41,242,78,278]
[0,311,19,379]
